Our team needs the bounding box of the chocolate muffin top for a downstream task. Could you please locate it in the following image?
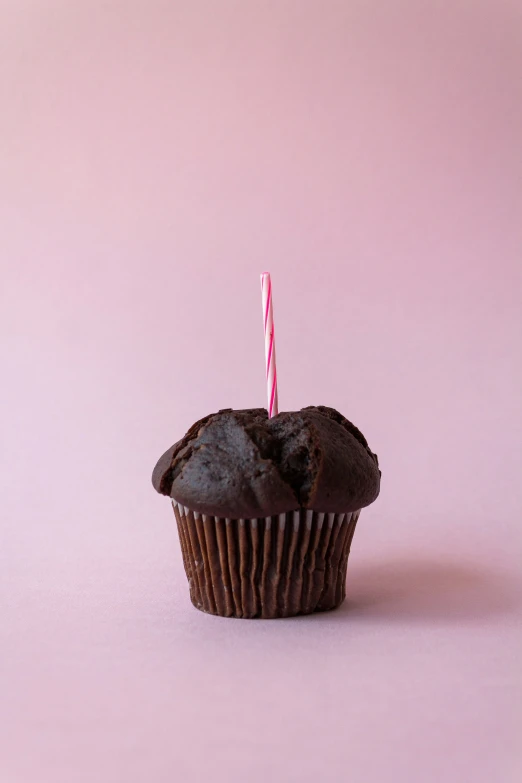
[152,406,380,518]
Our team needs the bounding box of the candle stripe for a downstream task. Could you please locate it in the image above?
[264,277,271,330]
[266,330,274,377]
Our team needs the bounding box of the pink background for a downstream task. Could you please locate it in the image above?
[1,2,521,781]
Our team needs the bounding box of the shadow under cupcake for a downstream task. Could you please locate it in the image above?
[152,406,380,619]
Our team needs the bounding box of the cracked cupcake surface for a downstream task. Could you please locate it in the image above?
[152,406,380,518]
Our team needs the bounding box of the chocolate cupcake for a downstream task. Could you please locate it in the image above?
[152,406,380,618]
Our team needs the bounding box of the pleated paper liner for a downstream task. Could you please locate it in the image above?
[172,502,361,619]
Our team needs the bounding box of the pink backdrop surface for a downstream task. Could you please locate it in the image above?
[1,2,521,782]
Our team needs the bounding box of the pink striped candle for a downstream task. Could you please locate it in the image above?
[260,272,279,418]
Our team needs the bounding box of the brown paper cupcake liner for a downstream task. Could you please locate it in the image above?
[172,502,360,619]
